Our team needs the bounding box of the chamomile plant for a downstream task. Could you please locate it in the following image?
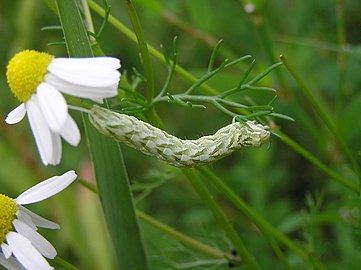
[3,37,286,173]
[5,50,121,166]
[0,171,77,270]
[87,39,289,167]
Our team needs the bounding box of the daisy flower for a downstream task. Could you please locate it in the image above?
[0,170,77,270]
[5,50,121,166]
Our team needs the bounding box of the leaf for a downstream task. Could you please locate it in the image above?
[55,1,148,269]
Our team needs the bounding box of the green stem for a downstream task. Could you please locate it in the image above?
[56,1,148,269]
[136,210,241,265]
[140,111,259,268]
[80,0,95,37]
[153,94,271,118]
[77,178,98,193]
[335,0,347,116]
[280,54,361,190]
[184,55,252,95]
[77,180,240,264]
[66,96,93,110]
[257,20,287,94]
[142,107,164,129]
[124,0,165,130]
[239,0,290,99]
[53,256,80,270]
[266,236,292,270]
[138,86,256,267]
[125,0,154,102]
[197,166,328,270]
[183,169,261,270]
[274,130,358,192]
[88,0,350,194]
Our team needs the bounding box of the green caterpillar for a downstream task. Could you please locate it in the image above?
[89,105,270,167]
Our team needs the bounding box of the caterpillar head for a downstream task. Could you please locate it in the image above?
[240,121,270,147]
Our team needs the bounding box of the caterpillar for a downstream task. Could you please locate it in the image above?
[89,105,270,167]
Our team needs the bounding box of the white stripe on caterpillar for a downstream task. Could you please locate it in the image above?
[89,105,270,167]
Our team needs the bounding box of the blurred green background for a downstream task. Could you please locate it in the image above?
[1,0,361,269]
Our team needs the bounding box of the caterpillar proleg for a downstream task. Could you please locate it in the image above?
[89,105,270,167]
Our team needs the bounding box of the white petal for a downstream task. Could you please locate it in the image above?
[6,232,53,270]
[15,171,77,205]
[49,132,61,165]
[17,206,59,230]
[44,73,118,99]
[0,252,26,270]
[59,115,80,146]
[12,220,56,259]
[26,96,54,166]
[90,98,104,104]
[5,104,26,124]
[15,210,37,231]
[51,57,121,69]
[36,83,68,132]
[1,243,12,259]
[47,60,120,88]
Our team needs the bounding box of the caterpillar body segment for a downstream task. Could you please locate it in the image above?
[89,105,270,167]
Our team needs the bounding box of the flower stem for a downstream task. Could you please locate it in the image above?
[280,54,361,190]
[53,256,80,270]
[238,0,290,99]
[66,96,93,110]
[183,169,261,270]
[80,0,96,44]
[197,166,328,270]
[136,210,241,265]
[77,179,240,264]
[274,130,358,192]
[125,0,154,103]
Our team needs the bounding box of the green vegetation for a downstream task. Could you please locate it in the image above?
[1,0,361,269]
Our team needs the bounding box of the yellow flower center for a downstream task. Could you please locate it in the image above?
[0,194,18,243]
[6,50,54,102]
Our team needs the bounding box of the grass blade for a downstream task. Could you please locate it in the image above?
[125,0,154,103]
[55,1,148,269]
